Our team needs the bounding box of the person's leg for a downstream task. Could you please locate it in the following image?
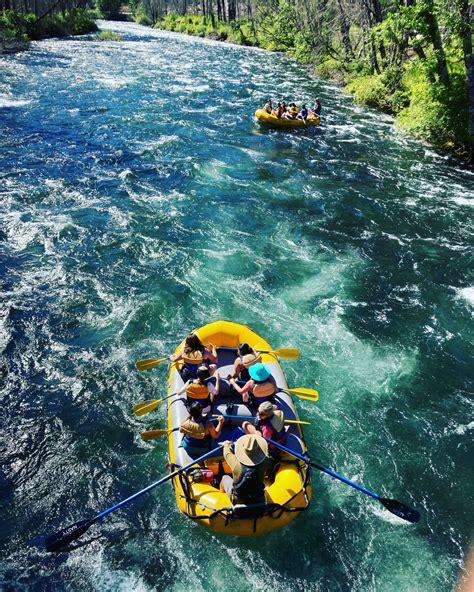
[242,421,257,435]
[220,475,234,498]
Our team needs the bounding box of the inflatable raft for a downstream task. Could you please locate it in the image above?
[255,108,320,128]
[167,320,312,535]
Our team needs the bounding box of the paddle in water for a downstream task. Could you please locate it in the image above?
[263,438,420,524]
[43,446,222,552]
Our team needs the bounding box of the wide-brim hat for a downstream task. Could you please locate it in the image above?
[242,351,261,368]
[234,434,268,466]
[249,363,271,382]
[270,410,285,432]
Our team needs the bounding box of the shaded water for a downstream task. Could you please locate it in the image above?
[1,20,473,591]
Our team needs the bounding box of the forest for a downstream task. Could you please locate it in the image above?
[1,0,473,161]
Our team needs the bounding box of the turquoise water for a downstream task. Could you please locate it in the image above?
[1,20,473,591]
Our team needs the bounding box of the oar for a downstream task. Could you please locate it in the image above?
[44,446,222,552]
[219,346,300,360]
[263,438,421,524]
[133,390,179,417]
[234,380,319,402]
[135,357,168,372]
[141,417,220,441]
[213,414,310,425]
[280,387,318,401]
[141,427,179,441]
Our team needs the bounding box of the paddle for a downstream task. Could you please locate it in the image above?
[141,427,179,441]
[133,391,179,417]
[263,438,420,524]
[218,346,300,360]
[44,445,222,552]
[135,357,168,372]
[213,414,310,425]
[141,417,221,441]
[234,380,319,402]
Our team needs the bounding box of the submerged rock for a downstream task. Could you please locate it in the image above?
[0,36,30,55]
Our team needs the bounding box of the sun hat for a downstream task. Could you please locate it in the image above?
[234,434,268,466]
[180,418,205,439]
[270,410,285,432]
[258,401,275,417]
[249,363,271,382]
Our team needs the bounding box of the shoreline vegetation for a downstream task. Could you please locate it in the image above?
[146,9,472,162]
[1,0,472,163]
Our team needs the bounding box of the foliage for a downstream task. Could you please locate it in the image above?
[95,0,122,20]
[0,9,97,40]
[96,30,123,40]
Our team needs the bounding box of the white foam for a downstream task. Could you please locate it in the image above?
[456,287,474,307]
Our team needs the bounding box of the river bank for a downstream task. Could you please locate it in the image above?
[149,12,470,162]
[0,8,97,55]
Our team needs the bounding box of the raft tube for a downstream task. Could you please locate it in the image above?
[255,108,320,128]
[167,320,312,536]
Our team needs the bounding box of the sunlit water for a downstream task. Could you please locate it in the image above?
[1,20,473,591]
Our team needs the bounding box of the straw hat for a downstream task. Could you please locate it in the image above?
[180,419,205,439]
[258,402,285,432]
[248,363,271,382]
[234,434,268,466]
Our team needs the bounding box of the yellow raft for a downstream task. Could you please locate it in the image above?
[255,108,320,128]
[167,320,312,535]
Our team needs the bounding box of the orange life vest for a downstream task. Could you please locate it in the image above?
[186,382,209,400]
[253,381,276,401]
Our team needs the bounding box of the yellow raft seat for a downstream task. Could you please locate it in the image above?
[167,320,312,536]
[255,108,320,128]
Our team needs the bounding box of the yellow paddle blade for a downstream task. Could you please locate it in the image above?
[133,399,162,416]
[286,387,319,401]
[135,357,167,372]
[140,429,170,441]
[272,347,300,360]
[285,419,311,425]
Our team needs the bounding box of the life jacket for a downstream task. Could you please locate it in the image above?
[252,381,276,403]
[257,415,286,444]
[186,382,209,400]
[182,349,204,376]
[233,465,265,503]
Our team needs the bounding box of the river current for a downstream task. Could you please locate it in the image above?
[1,20,473,591]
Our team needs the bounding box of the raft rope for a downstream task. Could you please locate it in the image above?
[174,458,311,532]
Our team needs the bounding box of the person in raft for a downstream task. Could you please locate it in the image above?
[311,97,321,116]
[177,364,220,414]
[228,343,261,382]
[243,401,286,447]
[263,98,273,114]
[170,333,217,382]
[220,433,269,504]
[229,362,277,406]
[180,402,225,460]
[298,104,308,120]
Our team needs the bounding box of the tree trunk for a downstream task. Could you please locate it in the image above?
[336,0,353,57]
[424,0,450,87]
[460,0,474,160]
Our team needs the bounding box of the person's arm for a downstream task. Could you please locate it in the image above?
[170,348,184,363]
[176,379,190,396]
[223,441,239,473]
[214,370,220,397]
[206,416,225,438]
[229,378,252,395]
[204,343,218,364]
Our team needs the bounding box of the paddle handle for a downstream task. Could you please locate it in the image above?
[95,446,221,521]
[261,437,379,500]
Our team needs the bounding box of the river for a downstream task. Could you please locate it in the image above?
[1,20,473,591]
